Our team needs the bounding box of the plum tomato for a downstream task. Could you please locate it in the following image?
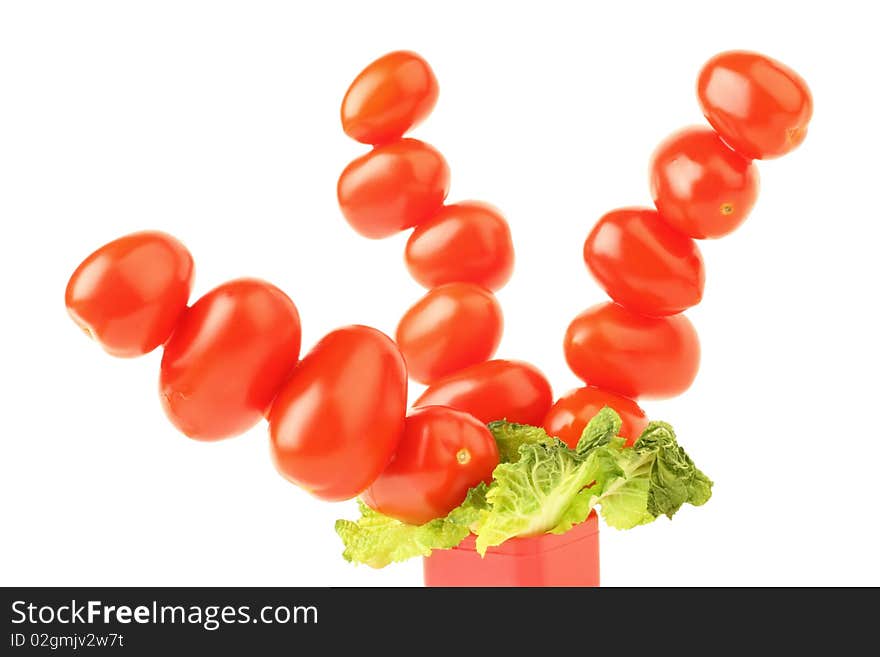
[160,278,301,441]
[341,50,439,145]
[564,302,700,400]
[404,202,515,291]
[269,325,407,502]
[337,138,450,239]
[65,231,194,357]
[697,51,813,160]
[414,359,553,426]
[543,386,648,448]
[583,207,705,316]
[396,283,503,384]
[362,406,499,525]
[650,126,759,239]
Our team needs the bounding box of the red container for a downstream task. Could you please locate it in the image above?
[423,512,599,587]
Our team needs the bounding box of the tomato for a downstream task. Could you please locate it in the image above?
[362,406,499,525]
[564,302,700,400]
[404,202,515,291]
[269,325,407,501]
[650,126,760,240]
[697,51,813,160]
[543,386,648,449]
[337,138,450,239]
[583,207,705,316]
[396,283,503,384]
[65,231,194,357]
[415,359,553,425]
[160,279,301,440]
[341,50,439,146]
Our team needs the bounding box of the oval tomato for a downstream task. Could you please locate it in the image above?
[583,207,705,316]
[160,278,301,440]
[396,283,503,384]
[543,386,648,448]
[414,359,553,426]
[697,51,813,160]
[341,50,439,145]
[65,231,194,357]
[362,406,499,525]
[337,138,450,239]
[564,302,700,400]
[269,325,407,501]
[650,126,760,239]
[405,202,515,291]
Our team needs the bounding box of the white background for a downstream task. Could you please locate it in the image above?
[2,1,878,587]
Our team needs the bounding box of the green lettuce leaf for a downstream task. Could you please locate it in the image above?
[334,483,489,568]
[488,420,555,463]
[476,439,597,552]
[564,420,714,531]
[636,421,713,517]
[478,411,713,550]
[336,408,713,565]
[575,406,622,455]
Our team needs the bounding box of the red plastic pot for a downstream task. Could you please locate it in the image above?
[423,512,599,587]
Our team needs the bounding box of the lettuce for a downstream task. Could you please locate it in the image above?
[488,419,556,463]
[336,408,712,567]
[335,484,489,568]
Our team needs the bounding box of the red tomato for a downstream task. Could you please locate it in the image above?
[337,139,450,239]
[65,231,194,357]
[650,126,760,239]
[405,202,515,291]
[269,325,407,501]
[564,302,700,400]
[362,406,499,525]
[697,51,813,160]
[341,51,439,145]
[583,207,705,316]
[415,359,553,425]
[543,386,648,448]
[160,279,301,441]
[396,283,503,384]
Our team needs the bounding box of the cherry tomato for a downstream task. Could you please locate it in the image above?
[337,138,450,239]
[650,126,759,240]
[396,283,503,384]
[415,359,553,426]
[543,386,648,449]
[583,207,705,316]
[564,302,700,400]
[160,279,301,441]
[269,325,407,501]
[341,50,439,146]
[362,406,499,525]
[65,231,194,358]
[697,51,813,160]
[405,202,515,291]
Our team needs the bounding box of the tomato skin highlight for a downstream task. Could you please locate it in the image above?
[650,126,760,239]
[405,202,515,291]
[362,406,499,525]
[341,50,439,146]
[337,138,451,239]
[543,386,648,448]
[160,279,301,441]
[396,283,503,384]
[269,325,407,502]
[583,207,705,316]
[697,50,813,160]
[65,231,194,357]
[564,302,700,400]
[414,359,553,426]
